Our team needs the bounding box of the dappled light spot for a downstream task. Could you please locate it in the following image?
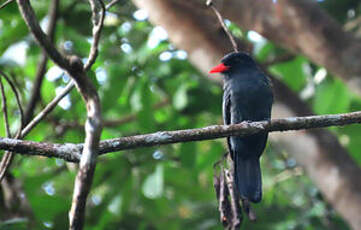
[159,51,172,62]
[133,9,148,21]
[55,86,72,110]
[42,181,55,196]
[2,41,28,66]
[96,67,108,84]
[121,43,132,54]
[148,26,168,49]
[46,66,63,82]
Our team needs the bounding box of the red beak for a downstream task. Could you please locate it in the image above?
[209,63,230,74]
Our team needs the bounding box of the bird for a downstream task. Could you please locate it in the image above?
[209,52,273,203]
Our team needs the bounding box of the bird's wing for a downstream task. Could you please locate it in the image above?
[223,89,231,125]
[223,89,234,159]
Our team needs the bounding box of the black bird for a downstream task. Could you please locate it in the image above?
[210,52,273,203]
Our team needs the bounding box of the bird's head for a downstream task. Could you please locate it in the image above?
[209,52,256,75]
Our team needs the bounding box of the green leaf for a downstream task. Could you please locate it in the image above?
[179,142,196,169]
[313,78,350,114]
[101,64,129,111]
[255,42,276,62]
[270,56,309,91]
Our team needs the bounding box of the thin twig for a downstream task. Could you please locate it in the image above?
[220,167,231,226]
[224,168,242,229]
[21,81,75,137]
[105,0,121,10]
[2,111,361,162]
[21,0,103,136]
[0,71,24,130]
[0,0,14,9]
[214,155,243,229]
[206,0,238,52]
[16,0,75,138]
[0,78,11,182]
[0,78,10,137]
[83,0,105,71]
[0,72,24,181]
[216,165,232,227]
[0,152,14,181]
[24,0,60,124]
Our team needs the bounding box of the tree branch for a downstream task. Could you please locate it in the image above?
[67,57,102,230]
[21,81,75,137]
[0,74,34,225]
[17,0,70,70]
[68,0,104,228]
[0,77,11,181]
[0,71,24,182]
[0,0,14,9]
[83,0,105,71]
[1,111,361,162]
[105,0,121,10]
[17,0,104,229]
[16,0,77,139]
[20,0,105,138]
[23,0,59,124]
[0,72,24,133]
[206,0,238,52]
[0,78,10,138]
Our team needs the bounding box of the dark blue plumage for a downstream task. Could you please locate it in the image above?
[210,52,273,203]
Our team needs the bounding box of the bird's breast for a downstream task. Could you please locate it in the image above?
[225,77,273,122]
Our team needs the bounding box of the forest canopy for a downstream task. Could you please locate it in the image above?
[0,0,361,229]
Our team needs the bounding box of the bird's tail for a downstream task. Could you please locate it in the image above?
[234,155,262,203]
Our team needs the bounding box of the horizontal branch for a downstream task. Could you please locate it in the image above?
[1,111,361,162]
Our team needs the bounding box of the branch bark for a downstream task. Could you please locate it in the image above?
[67,0,105,227]
[0,111,361,162]
[67,57,102,230]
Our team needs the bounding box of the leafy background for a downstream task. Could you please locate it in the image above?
[0,0,360,229]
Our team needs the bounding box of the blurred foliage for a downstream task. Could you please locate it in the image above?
[0,0,360,229]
